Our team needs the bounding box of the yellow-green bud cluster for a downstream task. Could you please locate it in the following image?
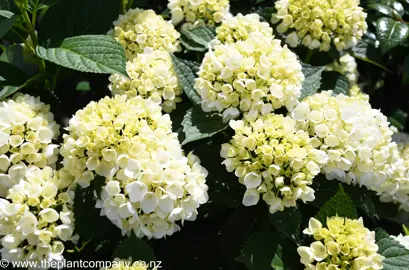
[109,49,182,113]
[0,94,60,196]
[0,166,77,265]
[195,34,304,122]
[220,114,328,213]
[60,95,209,239]
[271,0,367,51]
[168,0,230,26]
[298,217,384,270]
[108,9,180,60]
[216,13,273,44]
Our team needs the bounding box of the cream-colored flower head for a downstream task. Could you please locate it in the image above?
[298,217,384,269]
[292,91,396,192]
[195,33,304,122]
[0,94,60,196]
[108,8,180,60]
[0,166,77,266]
[109,48,182,113]
[168,0,230,26]
[60,95,208,239]
[220,114,328,213]
[272,0,367,51]
[216,13,274,44]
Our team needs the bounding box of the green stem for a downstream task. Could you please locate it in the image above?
[127,0,134,10]
[304,50,314,64]
[0,44,6,52]
[120,0,126,14]
[11,28,35,54]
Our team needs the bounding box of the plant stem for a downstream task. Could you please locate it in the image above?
[0,44,6,52]
[304,50,314,64]
[127,0,134,10]
[120,0,126,14]
[11,28,35,54]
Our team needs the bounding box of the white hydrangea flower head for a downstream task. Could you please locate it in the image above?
[108,8,180,60]
[350,84,369,102]
[216,13,274,44]
[271,0,368,51]
[391,234,409,250]
[0,166,77,266]
[195,34,304,122]
[298,217,384,269]
[168,0,230,26]
[60,95,208,239]
[108,48,182,113]
[292,91,396,192]
[220,114,328,214]
[0,94,60,196]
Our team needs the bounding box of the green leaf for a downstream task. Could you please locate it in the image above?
[0,61,28,86]
[269,207,301,243]
[321,72,350,95]
[376,17,409,53]
[180,25,215,52]
[271,245,284,270]
[0,10,15,38]
[368,4,402,18]
[170,54,202,106]
[0,44,37,76]
[36,35,127,76]
[236,231,278,270]
[112,234,156,262]
[403,56,409,85]
[351,40,392,73]
[299,63,325,100]
[315,186,358,225]
[0,85,19,99]
[376,229,409,270]
[181,107,228,145]
[38,0,121,46]
[380,0,405,16]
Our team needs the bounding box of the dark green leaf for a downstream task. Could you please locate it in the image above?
[112,234,156,262]
[75,81,91,91]
[299,63,325,100]
[0,10,15,38]
[271,245,284,270]
[36,35,127,76]
[321,72,350,95]
[380,0,405,16]
[269,207,301,243]
[351,40,392,73]
[376,229,409,270]
[388,109,408,131]
[0,61,28,85]
[180,25,215,52]
[376,17,409,53]
[368,4,401,18]
[0,85,19,99]
[181,107,228,145]
[0,44,37,76]
[315,187,358,225]
[236,231,278,270]
[170,54,202,106]
[403,55,409,85]
[38,0,121,46]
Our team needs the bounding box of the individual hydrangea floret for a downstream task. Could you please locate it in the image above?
[0,94,60,196]
[391,234,409,250]
[220,114,328,213]
[0,166,77,265]
[168,0,230,26]
[215,13,274,44]
[109,49,182,113]
[291,91,396,192]
[349,85,369,102]
[271,0,367,51]
[298,217,384,269]
[60,95,208,239]
[108,8,180,60]
[195,34,304,122]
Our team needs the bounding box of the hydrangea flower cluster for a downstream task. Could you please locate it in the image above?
[391,234,409,250]
[297,217,384,269]
[108,49,182,113]
[60,95,208,239]
[168,0,230,26]
[195,34,304,122]
[108,9,180,60]
[215,13,273,44]
[0,166,77,264]
[0,94,60,196]
[220,114,328,213]
[291,91,395,192]
[271,0,368,51]
[350,85,369,102]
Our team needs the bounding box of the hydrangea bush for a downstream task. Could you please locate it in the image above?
[1,0,409,269]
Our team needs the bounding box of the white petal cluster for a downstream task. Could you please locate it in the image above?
[291,91,409,210]
[220,114,328,213]
[60,95,208,239]
[195,34,304,122]
[0,94,60,196]
[271,0,367,51]
[108,9,180,60]
[0,166,77,265]
[108,49,182,113]
[168,0,230,26]
[391,234,409,250]
[216,13,273,44]
[298,217,384,270]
